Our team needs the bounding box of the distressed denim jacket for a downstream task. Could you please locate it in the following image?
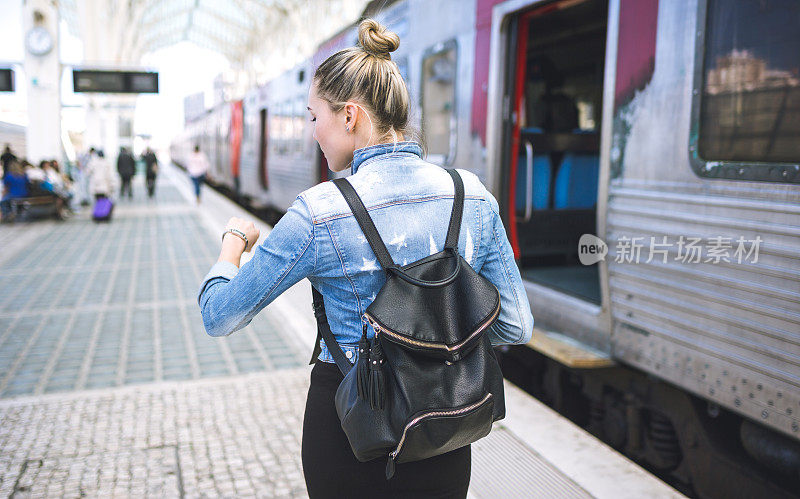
[198,141,534,364]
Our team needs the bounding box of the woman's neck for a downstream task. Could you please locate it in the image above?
[355,132,406,151]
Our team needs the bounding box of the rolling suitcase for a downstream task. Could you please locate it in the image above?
[92,197,113,222]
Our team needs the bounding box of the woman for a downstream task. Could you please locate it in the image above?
[88,150,117,200]
[142,147,159,198]
[116,147,136,199]
[43,161,73,204]
[25,161,46,184]
[0,160,28,222]
[198,19,533,498]
[186,145,209,204]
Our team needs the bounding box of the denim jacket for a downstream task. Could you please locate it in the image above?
[198,141,534,364]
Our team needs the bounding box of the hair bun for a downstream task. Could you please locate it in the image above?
[358,19,399,60]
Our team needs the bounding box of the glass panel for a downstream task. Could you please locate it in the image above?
[699,0,800,163]
[421,44,457,162]
[276,102,291,156]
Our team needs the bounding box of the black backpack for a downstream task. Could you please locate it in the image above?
[310,168,505,479]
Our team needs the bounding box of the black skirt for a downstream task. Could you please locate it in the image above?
[301,361,471,498]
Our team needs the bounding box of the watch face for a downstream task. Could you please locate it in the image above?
[26,27,53,56]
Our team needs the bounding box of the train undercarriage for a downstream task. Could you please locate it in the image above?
[496,346,800,498]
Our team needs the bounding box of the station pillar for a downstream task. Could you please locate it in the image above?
[22,0,62,164]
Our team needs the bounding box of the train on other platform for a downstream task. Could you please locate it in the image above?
[171,0,800,496]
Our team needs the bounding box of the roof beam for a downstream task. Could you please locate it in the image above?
[119,0,157,62]
[140,23,187,51]
[193,7,256,41]
[186,25,237,56]
[61,0,372,73]
[184,33,238,62]
[140,8,193,32]
[231,0,280,18]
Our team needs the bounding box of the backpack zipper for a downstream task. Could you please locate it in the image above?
[363,301,500,352]
[388,392,493,462]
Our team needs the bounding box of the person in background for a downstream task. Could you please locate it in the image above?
[44,161,62,190]
[0,160,28,222]
[31,160,70,220]
[89,150,117,200]
[186,144,210,205]
[44,160,73,203]
[1,144,17,177]
[116,147,136,199]
[142,147,158,198]
[51,160,69,184]
[75,147,95,206]
[25,160,47,185]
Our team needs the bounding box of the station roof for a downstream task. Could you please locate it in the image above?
[59,0,370,70]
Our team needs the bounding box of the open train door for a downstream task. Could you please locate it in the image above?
[498,0,608,307]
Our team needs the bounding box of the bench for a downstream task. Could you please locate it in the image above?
[7,196,62,221]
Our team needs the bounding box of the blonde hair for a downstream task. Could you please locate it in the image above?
[314,19,417,146]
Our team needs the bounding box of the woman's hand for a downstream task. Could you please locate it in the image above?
[223,217,260,253]
[218,217,260,268]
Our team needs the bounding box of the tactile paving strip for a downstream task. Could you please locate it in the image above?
[470,426,592,498]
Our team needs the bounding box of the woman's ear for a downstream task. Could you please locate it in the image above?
[344,102,359,131]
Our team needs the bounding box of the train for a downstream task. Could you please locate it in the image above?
[171,0,800,496]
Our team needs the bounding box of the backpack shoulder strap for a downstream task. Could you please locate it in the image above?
[332,178,396,271]
[310,285,353,376]
[444,168,464,250]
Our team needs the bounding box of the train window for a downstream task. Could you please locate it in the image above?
[420,40,458,165]
[690,0,800,183]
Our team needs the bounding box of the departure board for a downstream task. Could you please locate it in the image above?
[0,68,13,92]
[72,70,158,93]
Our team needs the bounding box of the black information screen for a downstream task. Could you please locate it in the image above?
[73,70,159,94]
[0,69,13,92]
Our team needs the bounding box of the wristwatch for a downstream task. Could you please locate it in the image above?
[222,228,248,248]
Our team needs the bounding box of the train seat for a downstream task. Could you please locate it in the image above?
[553,153,599,209]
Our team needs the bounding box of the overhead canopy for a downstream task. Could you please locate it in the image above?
[59,0,369,77]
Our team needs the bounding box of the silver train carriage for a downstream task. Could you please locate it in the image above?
[171,0,800,495]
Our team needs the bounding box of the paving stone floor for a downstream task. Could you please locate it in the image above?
[0,368,310,498]
[0,180,301,400]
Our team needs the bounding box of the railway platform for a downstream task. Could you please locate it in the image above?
[0,164,684,498]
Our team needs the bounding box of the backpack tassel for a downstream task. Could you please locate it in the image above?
[356,323,370,401]
[368,338,386,410]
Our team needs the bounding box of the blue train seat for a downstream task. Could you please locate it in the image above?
[553,153,599,209]
[516,148,552,212]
